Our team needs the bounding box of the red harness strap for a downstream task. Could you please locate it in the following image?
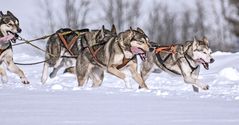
[58,33,80,55]
[87,45,106,67]
[155,45,177,54]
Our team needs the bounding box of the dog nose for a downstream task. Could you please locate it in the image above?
[210,58,215,63]
[17,28,22,33]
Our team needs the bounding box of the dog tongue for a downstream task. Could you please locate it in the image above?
[131,46,144,54]
[0,34,15,43]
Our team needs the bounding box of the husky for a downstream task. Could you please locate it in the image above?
[75,27,150,89]
[0,11,29,84]
[141,37,214,92]
[41,25,117,84]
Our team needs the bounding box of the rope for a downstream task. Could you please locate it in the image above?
[14,55,78,66]
[15,35,57,57]
[13,33,54,46]
[12,31,82,65]
[14,59,50,65]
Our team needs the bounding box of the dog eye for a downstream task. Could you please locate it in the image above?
[203,52,207,54]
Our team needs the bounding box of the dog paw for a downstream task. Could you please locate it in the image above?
[49,72,56,78]
[21,77,30,84]
[202,84,209,90]
[1,76,8,83]
[138,85,149,90]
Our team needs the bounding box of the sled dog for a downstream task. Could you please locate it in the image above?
[0,11,29,84]
[76,27,150,89]
[41,25,117,84]
[141,37,214,92]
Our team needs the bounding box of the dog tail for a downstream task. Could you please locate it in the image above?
[45,34,61,66]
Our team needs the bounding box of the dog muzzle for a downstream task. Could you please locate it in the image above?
[130,46,147,61]
[0,34,15,43]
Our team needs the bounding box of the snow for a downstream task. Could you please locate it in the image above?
[0,51,239,125]
[219,67,239,81]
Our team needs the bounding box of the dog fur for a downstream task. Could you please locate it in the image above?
[41,25,117,84]
[141,37,214,92]
[0,11,29,84]
[75,27,150,89]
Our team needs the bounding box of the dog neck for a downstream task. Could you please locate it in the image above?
[183,43,199,69]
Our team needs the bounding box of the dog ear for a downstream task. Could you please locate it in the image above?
[203,36,209,45]
[137,27,145,34]
[98,25,105,38]
[130,26,133,31]
[193,37,198,48]
[0,11,3,17]
[7,11,14,16]
[111,24,117,35]
[102,25,105,31]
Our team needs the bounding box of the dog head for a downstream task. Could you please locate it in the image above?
[0,11,21,43]
[118,27,150,61]
[192,37,215,70]
[96,24,117,43]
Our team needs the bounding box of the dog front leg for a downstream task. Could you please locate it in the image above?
[0,65,8,83]
[184,76,209,91]
[129,62,148,89]
[5,57,29,84]
[107,67,126,80]
[49,58,63,78]
[41,62,49,84]
[140,58,154,80]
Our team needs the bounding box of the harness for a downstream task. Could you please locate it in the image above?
[0,43,11,56]
[116,39,136,69]
[155,43,199,75]
[87,42,107,67]
[183,43,199,74]
[155,45,181,75]
[86,38,135,69]
[0,34,13,56]
[155,45,177,54]
[57,31,81,56]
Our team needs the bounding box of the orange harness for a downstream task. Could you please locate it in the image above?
[155,45,177,54]
[58,32,80,55]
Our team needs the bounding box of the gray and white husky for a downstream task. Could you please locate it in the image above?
[41,25,117,84]
[0,11,29,84]
[141,37,214,92]
[75,27,150,88]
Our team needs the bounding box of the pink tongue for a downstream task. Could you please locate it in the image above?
[0,34,15,43]
[130,46,144,54]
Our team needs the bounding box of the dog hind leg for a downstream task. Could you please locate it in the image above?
[63,66,75,74]
[90,67,104,88]
[76,54,92,87]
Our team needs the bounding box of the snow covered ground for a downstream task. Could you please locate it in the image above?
[0,51,239,125]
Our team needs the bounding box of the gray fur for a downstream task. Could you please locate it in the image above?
[0,11,29,84]
[41,25,117,84]
[75,27,150,89]
[141,37,214,92]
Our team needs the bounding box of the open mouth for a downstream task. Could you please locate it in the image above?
[130,46,146,61]
[196,58,209,70]
[6,31,18,43]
